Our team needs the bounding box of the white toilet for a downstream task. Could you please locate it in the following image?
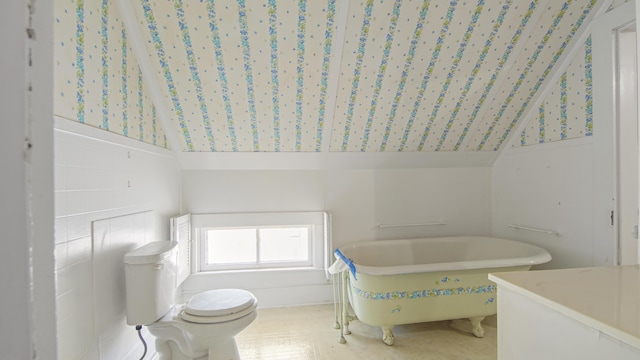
[124,241,257,360]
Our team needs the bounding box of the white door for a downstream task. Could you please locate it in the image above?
[615,22,639,265]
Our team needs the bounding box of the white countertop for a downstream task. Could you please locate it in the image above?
[489,265,640,350]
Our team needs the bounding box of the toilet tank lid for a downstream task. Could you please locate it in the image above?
[124,241,177,264]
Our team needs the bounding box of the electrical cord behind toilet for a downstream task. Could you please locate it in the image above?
[136,325,147,360]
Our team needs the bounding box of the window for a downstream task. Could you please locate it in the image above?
[191,212,329,273]
[202,226,311,270]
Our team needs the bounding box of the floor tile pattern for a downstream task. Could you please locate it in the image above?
[236,304,497,360]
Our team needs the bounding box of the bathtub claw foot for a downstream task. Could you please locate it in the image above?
[343,315,355,335]
[381,326,395,346]
[469,316,485,338]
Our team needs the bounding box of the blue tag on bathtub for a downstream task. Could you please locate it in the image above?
[334,248,357,280]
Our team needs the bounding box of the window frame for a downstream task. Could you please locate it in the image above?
[191,212,328,274]
[199,225,314,271]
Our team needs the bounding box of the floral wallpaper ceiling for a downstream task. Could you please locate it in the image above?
[57,0,612,153]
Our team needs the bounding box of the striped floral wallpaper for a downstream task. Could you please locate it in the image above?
[54,0,607,153]
[134,0,338,152]
[517,0,631,147]
[331,0,600,152]
[54,0,170,149]
[519,38,592,146]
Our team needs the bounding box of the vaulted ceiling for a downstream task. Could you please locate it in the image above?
[118,0,606,156]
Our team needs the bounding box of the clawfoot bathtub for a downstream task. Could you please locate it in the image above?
[333,236,551,345]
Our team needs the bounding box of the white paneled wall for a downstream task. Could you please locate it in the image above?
[491,138,608,269]
[54,118,181,360]
[93,212,156,360]
[183,167,491,250]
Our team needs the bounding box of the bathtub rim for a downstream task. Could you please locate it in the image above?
[337,236,552,276]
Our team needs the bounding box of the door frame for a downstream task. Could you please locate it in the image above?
[592,1,637,265]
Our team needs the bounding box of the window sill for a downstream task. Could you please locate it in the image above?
[190,266,321,276]
[182,267,329,295]
[180,267,332,307]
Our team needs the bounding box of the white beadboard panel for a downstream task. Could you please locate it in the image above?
[54,119,181,360]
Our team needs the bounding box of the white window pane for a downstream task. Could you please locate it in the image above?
[206,229,256,264]
[259,227,309,262]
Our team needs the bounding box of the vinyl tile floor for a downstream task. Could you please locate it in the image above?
[236,304,497,360]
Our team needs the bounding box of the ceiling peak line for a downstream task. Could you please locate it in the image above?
[456,0,545,151]
[114,0,183,160]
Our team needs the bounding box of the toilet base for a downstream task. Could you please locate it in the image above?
[156,338,240,360]
[148,310,257,360]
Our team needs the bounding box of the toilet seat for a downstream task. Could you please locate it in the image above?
[180,289,257,324]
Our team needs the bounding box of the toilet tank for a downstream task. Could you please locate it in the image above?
[124,241,178,326]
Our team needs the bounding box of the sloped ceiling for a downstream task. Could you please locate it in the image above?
[119,0,606,159]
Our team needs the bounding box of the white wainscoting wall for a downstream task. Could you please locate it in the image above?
[54,117,181,360]
[491,137,611,269]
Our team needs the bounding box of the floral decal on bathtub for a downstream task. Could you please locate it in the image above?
[351,283,496,301]
[438,276,461,284]
[485,297,495,305]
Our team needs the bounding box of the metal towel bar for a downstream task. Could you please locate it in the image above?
[508,224,560,236]
[377,221,446,228]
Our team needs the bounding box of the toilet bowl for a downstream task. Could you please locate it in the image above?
[149,289,257,360]
[124,241,258,360]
